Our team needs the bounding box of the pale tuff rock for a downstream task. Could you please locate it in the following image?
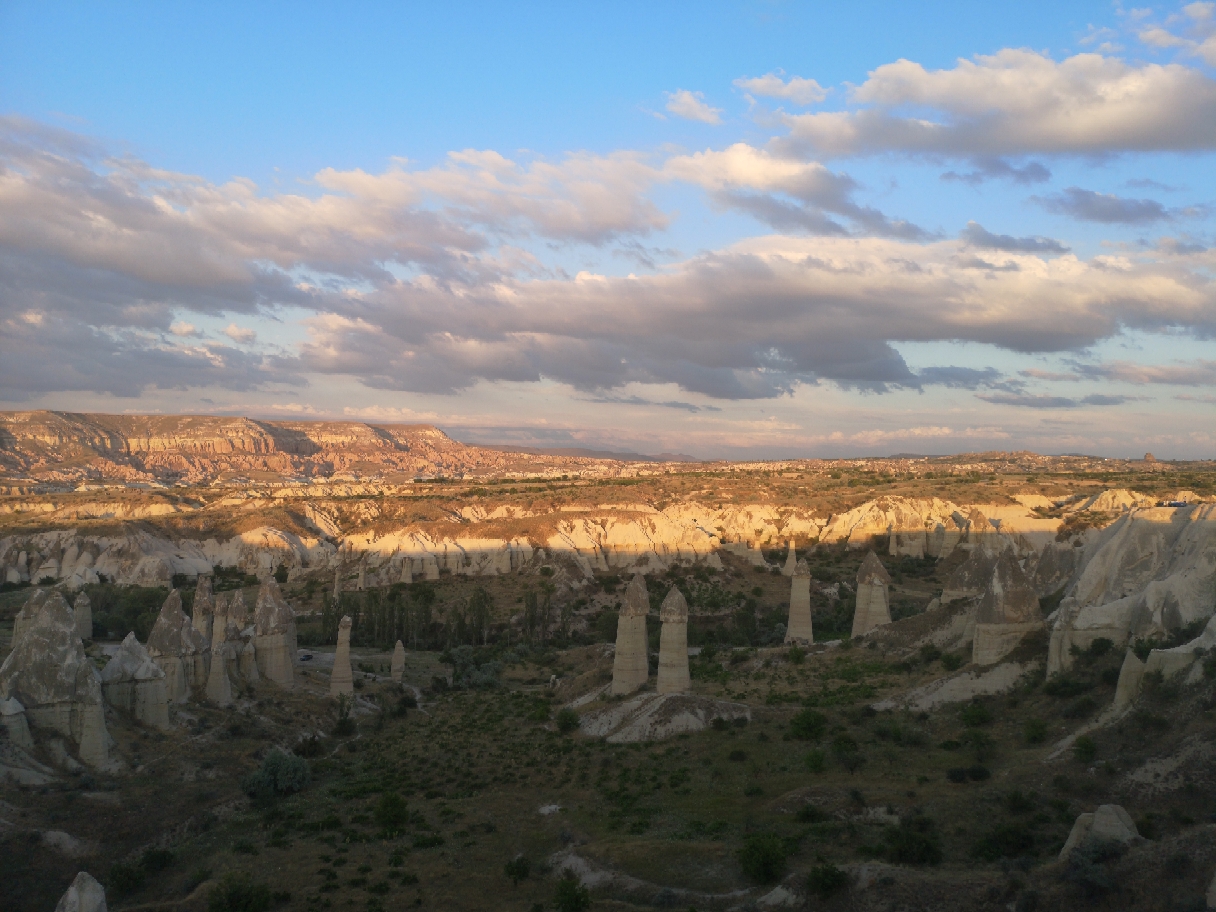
[146,589,209,701]
[973,550,1043,666]
[612,575,650,695]
[1059,805,1140,861]
[1065,489,1154,515]
[1,696,34,748]
[54,871,108,912]
[333,567,342,603]
[228,589,252,629]
[1111,614,1216,710]
[12,589,48,645]
[331,615,354,697]
[1111,649,1147,713]
[656,588,690,694]
[941,548,997,605]
[204,619,234,706]
[101,632,170,730]
[966,508,997,550]
[191,574,214,642]
[782,541,796,576]
[579,692,750,742]
[254,577,297,689]
[72,592,92,641]
[852,552,892,639]
[785,559,814,644]
[400,558,412,585]
[0,593,109,767]
[1029,541,1080,598]
[391,640,405,683]
[1051,505,1216,672]
[872,662,1035,712]
[357,565,366,591]
[820,496,964,557]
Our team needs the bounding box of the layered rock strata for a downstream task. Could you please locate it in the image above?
[611,575,650,695]
[254,578,297,689]
[0,593,109,766]
[656,588,690,694]
[785,559,814,644]
[973,549,1043,665]
[852,551,892,638]
[331,615,354,697]
[101,632,170,729]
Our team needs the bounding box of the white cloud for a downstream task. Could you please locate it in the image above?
[733,73,827,105]
[169,321,200,337]
[664,89,723,124]
[222,323,257,344]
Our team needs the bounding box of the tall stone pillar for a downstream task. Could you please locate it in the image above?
[391,640,406,683]
[72,592,93,641]
[400,558,412,585]
[331,615,354,696]
[852,551,892,638]
[656,588,690,694]
[782,540,797,576]
[192,575,214,642]
[785,559,814,644]
[611,575,650,695]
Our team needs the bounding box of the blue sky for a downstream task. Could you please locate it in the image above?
[1,1,1215,458]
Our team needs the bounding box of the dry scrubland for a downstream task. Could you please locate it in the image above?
[3,413,1216,911]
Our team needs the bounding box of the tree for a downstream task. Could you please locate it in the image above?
[553,872,590,912]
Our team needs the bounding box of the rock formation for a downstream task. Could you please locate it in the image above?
[1059,805,1140,860]
[972,550,1043,665]
[852,551,892,638]
[391,640,405,683]
[941,548,997,605]
[333,567,342,603]
[357,565,366,591]
[191,574,214,642]
[331,615,354,697]
[101,632,170,730]
[147,590,210,701]
[54,871,108,912]
[1110,614,1216,710]
[11,589,47,645]
[785,559,813,644]
[204,618,234,706]
[1,696,34,748]
[400,558,412,585]
[782,541,796,576]
[611,575,650,695]
[72,592,92,641]
[254,577,297,689]
[0,592,109,766]
[656,588,690,694]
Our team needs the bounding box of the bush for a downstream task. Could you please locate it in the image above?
[108,863,146,898]
[553,872,591,912]
[241,749,311,800]
[737,833,788,883]
[804,749,826,773]
[333,694,356,736]
[1074,736,1098,763]
[728,749,748,762]
[1024,719,1047,745]
[941,654,964,671]
[374,793,409,832]
[832,734,865,774]
[966,765,991,781]
[807,863,849,899]
[972,823,1036,861]
[788,708,827,740]
[881,816,943,865]
[946,767,969,783]
[556,707,580,734]
[141,848,175,872]
[505,854,531,886]
[960,702,992,726]
[208,872,272,912]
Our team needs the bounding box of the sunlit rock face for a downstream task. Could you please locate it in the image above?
[330,615,354,697]
[785,559,814,645]
[612,575,650,696]
[0,592,109,767]
[656,587,690,695]
[972,549,1043,666]
[146,590,209,701]
[852,551,892,639]
[254,577,298,689]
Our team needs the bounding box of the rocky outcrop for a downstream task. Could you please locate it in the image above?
[391,640,405,683]
[1,696,34,748]
[820,496,964,557]
[1029,541,1080,598]
[972,550,1043,665]
[1111,649,1147,713]
[204,628,234,706]
[1059,805,1140,860]
[0,593,108,767]
[578,692,750,743]
[191,575,214,641]
[611,575,650,695]
[330,615,354,697]
[1110,614,1216,710]
[54,871,108,912]
[852,551,891,638]
[11,589,47,646]
[656,588,690,694]
[941,548,997,605]
[72,592,92,641]
[146,590,210,701]
[101,632,170,729]
[253,578,297,689]
[785,559,813,644]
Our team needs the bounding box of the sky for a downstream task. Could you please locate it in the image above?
[1,2,1215,460]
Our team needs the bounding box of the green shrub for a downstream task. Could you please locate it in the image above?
[881,816,943,865]
[971,823,1036,861]
[374,793,409,832]
[207,872,271,912]
[941,654,964,671]
[140,848,175,872]
[737,833,788,883]
[505,854,531,886]
[788,708,827,740]
[804,749,826,773]
[108,863,146,898]
[807,863,848,899]
[1023,719,1047,744]
[241,749,310,800]
[959,702,992,726]
[553,872,591,912]
[333,694,356,736]
[1074,735,1098,763]
[556,707,580,734]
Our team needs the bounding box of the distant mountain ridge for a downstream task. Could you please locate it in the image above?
[476,444,698,463]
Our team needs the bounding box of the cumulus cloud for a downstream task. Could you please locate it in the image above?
[665,90,723,124]
[169,321,201,337]
[222,323,257,344]
[1032,188,1172,225]
[733,73,828,105]
[959,222,1069,254]
[779,49,1216,158]
[940,158,1050,185]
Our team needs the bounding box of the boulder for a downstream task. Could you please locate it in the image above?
[330,615,354,697]
[656,588,690,694]
[973,549,1043,665]
[852,551,892,638]
[54,871,108,912]
[1059,805,1140,860]
[254,577,297,689]
[72,592,92,641]
[785,559,814,644]
[101,632,170,730]
[611,575,650,695]
[391,640,405,683]
[146,590,210,701]
[0,593,109,767]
